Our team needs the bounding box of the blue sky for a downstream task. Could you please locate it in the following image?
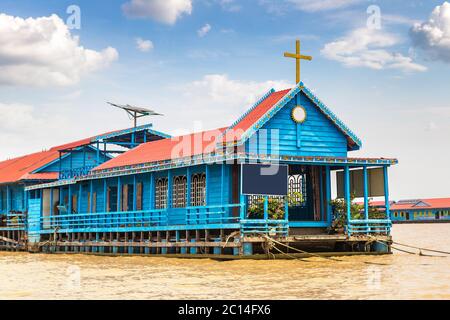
[0,0,450,199]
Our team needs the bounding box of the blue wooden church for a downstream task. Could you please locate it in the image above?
[0,41,397,257]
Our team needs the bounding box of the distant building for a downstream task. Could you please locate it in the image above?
[391,198,450,222]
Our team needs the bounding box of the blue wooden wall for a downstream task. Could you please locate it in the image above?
[38,147,110,173]
[246,92,348,157]
[0,184,25,213]
[54,164,232,220]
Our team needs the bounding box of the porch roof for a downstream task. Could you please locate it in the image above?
[53,124,170,152]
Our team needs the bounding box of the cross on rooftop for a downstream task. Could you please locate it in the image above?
[284,39,313,84]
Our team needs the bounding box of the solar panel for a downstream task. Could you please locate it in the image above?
[396,199,421,204]
[107,102,163,127]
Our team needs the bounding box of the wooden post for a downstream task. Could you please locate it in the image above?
[117,176,121,212]
[78,184,82,213]
[103,179,107,212]
[383,166,391,220]
[344,166,351,231]
[319,167,324,220]
[205,164,209,205]
[325,166,332,225]
[220,163,225,204]
[90,180,94,214]
[49,187,53,216]
[68,185,72,214]
[6,185,10,215]
[132,175,137,211]
[363,166,369,220]
[186,167,191,207]
[149,172,154,210]
[263,196,269,220]
[167,171,172,209]
[239,166,245,220]
[284,195,289,221]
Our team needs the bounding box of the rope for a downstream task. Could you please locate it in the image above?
[271,243,302,260]
[222,231,240,249]
[264,237,309,261]
[391,245,420,255]
[368,236,447,258]
[260,233,391,265]
[259,233,344,262]
[261,238,276,260]
[392,241,450,256]
[38,240,51,248]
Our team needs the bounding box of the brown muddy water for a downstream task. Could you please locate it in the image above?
[0,224,449,300]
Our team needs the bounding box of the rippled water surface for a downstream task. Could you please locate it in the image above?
[1,224,449,299]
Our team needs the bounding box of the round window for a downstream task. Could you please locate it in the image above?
[291,106,307,124]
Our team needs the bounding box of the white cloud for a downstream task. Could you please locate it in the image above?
[122,0,192,25]
[321,28,427,72]
[383,14,420,27]
[0,102,72,158]
[0,13,118,87]
[197,24,212,37]
[259,0,360,14]
[172,74,292,130]
[425,121,438,132]
[410,1,450,63]
[287,0,361,12]
[136,37,154,52]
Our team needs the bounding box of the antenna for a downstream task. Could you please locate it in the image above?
[107,102,163,127]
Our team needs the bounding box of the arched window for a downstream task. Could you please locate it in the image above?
[288,173,307,207]
[172,176,187,208]
[155,178,168,209]
[191,173,206,206]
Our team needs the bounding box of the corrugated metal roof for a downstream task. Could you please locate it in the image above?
[228,89,290,137]
[0,125,166,184]
[94,128,228,171]
[0,150,60,184]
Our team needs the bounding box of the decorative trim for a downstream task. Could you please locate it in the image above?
[235,85,302,145]
[229,88,275,130]
[25,152,398,191]
[218,88,275,144]
[227,82,363,150]
[300,84,362,149]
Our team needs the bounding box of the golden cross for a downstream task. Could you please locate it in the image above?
[284,39,313,84]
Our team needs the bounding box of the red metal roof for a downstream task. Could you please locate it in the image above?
[50,138,92,152]
[0,150,60,184]
[0,125,155,184]
[94,128,228,171]
[224,89,291,142]
[391,198,450,210]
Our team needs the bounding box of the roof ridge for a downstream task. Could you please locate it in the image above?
[231,82,362,150]
[18,152,58,172]
[0,149,51,166]
[227,88,276,131]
